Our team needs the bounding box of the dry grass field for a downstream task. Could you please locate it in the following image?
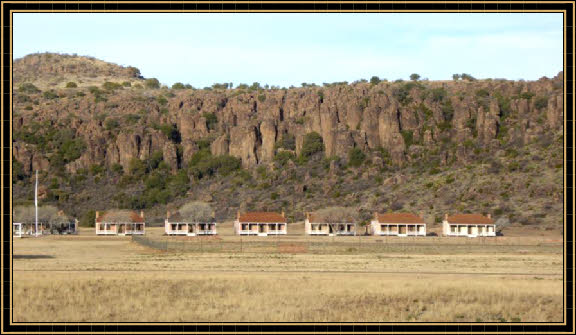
[11,226,564,323]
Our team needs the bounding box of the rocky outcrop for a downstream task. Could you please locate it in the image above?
[11,53,564,176]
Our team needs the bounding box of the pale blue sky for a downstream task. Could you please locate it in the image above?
[13,13,563,87]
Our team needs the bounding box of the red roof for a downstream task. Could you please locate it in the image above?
[446,214,494,224]
[96,210,145,223]
[238,212,286,223]
[375,213,425,224]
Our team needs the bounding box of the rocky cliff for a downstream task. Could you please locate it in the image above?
[11,53,564,229]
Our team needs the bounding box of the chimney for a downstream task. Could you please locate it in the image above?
[306,212,310,220]
[166,210,171,219]
[95,211,99,219]
[237,210,240,220]
[444,213,448,221]
[212,210,216,219]
[487,213,491,219]
[140,211,144,219]
[281,210,285,218]
[374,211,378,220]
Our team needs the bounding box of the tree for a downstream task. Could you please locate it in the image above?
[144,78,160,89]
[495,217,510,234]
[452,74,460,81]
[370,76,381,85]
[461,73,476,81]
[178,201,214,223]
[80,210,96,227]
[300,132,324,159]
[128,157,147,176]
[315,206,359,234]
[410,73,421,81]
[13,205,58,223]
[171,82,186,89]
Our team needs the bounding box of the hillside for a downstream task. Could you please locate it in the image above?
[12,53,564,230]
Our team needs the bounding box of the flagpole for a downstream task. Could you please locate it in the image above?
[35,170,38,237]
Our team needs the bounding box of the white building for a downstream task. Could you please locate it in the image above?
[234,211,287,236]
[164,211,217,236]
[370,212,426,237]
[442,213,496,237]
[304,212,356,236]
[95,210,145,236]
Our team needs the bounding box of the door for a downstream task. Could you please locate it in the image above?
[399,226,407,235]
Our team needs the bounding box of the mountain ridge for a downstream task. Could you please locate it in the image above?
[12,53,564,230]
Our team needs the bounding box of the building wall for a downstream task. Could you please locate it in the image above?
[418,225,426,234]
[370,220,380,235]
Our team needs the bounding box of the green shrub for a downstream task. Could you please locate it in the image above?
[370,76,381,85]
[258,94,266,102]
[300,132,324,159]
[43,90,58,99]
[90,164,105,176]
[202,112,218,131]
[520,92,535,100]
[437,121,453,132]
[274,151,296,166]
[157,96,168,105]
[18,83,41,94]
[172,82,186,89]
[102,82,122,91]
[104,118,120,130]
[111,163,124,174]
[430,87,447,102]
[122,81,132,87]
[144,78,160,89]
[534,96,548,110]
[348,147,366,167]
[124,114,141,124]
[475,89,490,98]
[66,82,78,88]
[276,133,296,151]
[188,149,242,179]
[441,100,454,121]
[128,158,147,176]
[400,130,414,149]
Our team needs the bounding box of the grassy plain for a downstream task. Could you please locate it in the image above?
[11,226,563,322]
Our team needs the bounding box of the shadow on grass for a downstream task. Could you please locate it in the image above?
[13,255,55,259]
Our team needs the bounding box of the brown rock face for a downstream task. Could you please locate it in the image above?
[11,53,564,176]
[229,125,259,167]
[163,142,179,172]
[259,120,277,162]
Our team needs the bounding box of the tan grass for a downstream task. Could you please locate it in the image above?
[11,235,563,322]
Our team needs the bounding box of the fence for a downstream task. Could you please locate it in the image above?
[131,235,561,255]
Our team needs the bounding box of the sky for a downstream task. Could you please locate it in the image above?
[13,13,563,87]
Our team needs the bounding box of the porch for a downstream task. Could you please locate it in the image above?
[447,224,496,237]
[378,224,426,236]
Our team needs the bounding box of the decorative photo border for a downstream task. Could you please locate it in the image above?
[1,1,573,334]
